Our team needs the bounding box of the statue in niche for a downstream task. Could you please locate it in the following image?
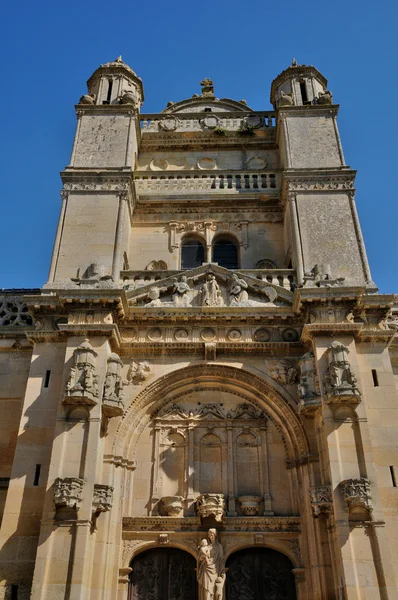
[172,275,191,307]
[201,275,223,307]
[197,529,225,600]
[229,274,249,305]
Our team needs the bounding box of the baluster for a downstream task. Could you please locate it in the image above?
[261,174,267,188]
[253,174,258,189]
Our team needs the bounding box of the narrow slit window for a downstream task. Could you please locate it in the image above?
[11,585,18,600]
[390,466,397,488]
[33,464,41,487]
[103,79,113,104]
[371,369,379,387]
[44,370,51,388]
[300,80,309,104]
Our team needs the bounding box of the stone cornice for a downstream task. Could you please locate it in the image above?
[301,323,362,342]
[122,515,301,533]
[74,104,139,118]
[282,168,356,198]
[276,104,339,118]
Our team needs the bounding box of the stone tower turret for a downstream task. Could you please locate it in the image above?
[270,61,330,108]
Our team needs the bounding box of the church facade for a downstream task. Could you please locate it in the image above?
[1,57,398,600]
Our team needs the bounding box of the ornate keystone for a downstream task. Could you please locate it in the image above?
[238,495,262,516]
[339,478,372,512]
[160,496,184,516]
[196,494,225,523]
[324,342,361,405]
[297,352,321,415]
[310,485,333,517]
[93,484,113,513]
[53,477,83,510]
[103,353,124,417]
[64,339,98,406]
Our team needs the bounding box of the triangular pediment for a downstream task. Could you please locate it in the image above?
[126,264,293,309]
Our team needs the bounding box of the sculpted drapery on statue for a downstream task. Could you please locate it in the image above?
[197,529,225,600]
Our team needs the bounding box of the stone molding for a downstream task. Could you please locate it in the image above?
[53,477,84,510]
[122,515,301,533]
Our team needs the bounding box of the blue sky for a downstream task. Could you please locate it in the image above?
[1,0,397,292]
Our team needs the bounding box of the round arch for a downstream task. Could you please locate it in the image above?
[212,233,240,269]
[113,363,309,463]
[180,234,206,270]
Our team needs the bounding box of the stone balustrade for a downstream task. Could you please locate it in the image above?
[122,269,297,291]
[140,111,276,132]
[134,171,280,195]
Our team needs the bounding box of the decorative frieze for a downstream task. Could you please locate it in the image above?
[64,339,99,406]
[310,484,333,517]
[92,484,114,513]
[339,478,372,513]
[324,342,360,405]
[53,477,84,510]
[196,494,225,522]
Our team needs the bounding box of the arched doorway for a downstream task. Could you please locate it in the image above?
[226,548,297,600]
[129,547,197,600]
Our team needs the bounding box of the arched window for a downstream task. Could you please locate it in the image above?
[181,237,205,270]
[212,236,239,269]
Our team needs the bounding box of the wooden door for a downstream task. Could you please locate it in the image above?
[129,547,198,600]
[226,548,297,600]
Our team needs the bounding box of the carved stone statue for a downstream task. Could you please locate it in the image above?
[297,352,321,415]
[201,275,223,307]
[79,93,95,105]
[324,342,360,403]
[229,274,248,305]
[268,361,298,385]
[200,78,215,98]
[145,286,162,307]
[277,91,294,107]
[64,339,98,405]
[103,353,124,417]
[318,90,333,105]
[197,529,225,600]
[172,275,191,307]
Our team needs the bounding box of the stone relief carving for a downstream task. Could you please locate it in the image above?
[310,484,333,517]
[53,477,83,510]
[172,276,192,306]
[317,90,333,105]
[64,339,99,405]
[267,360,298,385]
[126,361,153,385]
[201,275,224,307]
[93,484,113,513]
[158,402,265,421]
[197,529,225,600]
[103,353,125,417]
[159,496,184,516]
[131,267,283,309]
[324,342,360,404]
[339,478,372,512]
[256,258,277,269]
[238,495,262,516]
[297,352,321,415]
[278,91,294,107]
[196,494,225,521]
[145,260,168,271]
[0,297,33,326]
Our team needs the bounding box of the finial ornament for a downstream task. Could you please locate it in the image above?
[200,78,214,97]
[292,57,297,66]
[116,55,123,63]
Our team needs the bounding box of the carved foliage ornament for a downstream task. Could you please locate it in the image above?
[64,339,99,406]
[339,477,372,512]
[196,494,225,522]
[93,484,113,513]
[53,477,83,510]
[310,484,333,517]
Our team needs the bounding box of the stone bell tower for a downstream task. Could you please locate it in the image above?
[48,57,143,284]
[271,61,373,288]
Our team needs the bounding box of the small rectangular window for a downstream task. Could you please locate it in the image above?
[0,477,10,489]
[11,585,18,600]
[33,464,41,487]
[44,370,51,388]
[371,369,379,387]
[300,80,309,104]
[390,466,397,488]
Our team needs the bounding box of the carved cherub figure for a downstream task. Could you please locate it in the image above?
[172,275,191,307]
